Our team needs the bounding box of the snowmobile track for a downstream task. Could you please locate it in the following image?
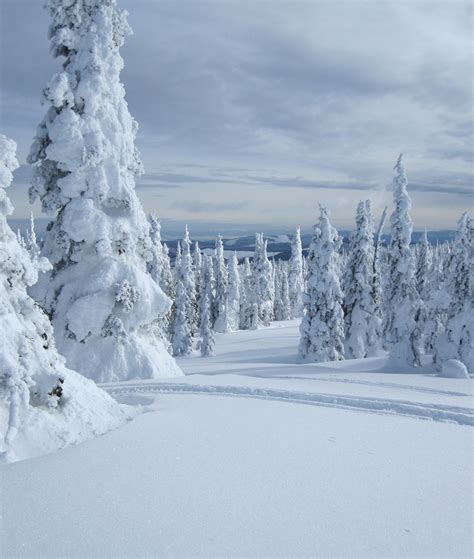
[102,382,474,426]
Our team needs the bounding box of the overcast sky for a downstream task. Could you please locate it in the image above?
[0,0,472,236]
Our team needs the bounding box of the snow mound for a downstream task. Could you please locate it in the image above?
[2,369,134,463]
[440,359,470,379]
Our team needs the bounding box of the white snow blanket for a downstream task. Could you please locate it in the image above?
[1,320,472,557]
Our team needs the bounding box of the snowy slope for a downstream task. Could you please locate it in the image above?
[1,320,473,557]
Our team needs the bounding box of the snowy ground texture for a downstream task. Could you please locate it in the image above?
[2,320,473,558]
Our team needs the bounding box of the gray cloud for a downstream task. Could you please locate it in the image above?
[171,199,249,214]
[1,0,472,231]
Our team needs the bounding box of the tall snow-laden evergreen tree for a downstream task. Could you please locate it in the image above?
[0,135,126,462]
[424,241,449,352]
[373,206,387,319]
[343,200,382,358]
[252,233,274,326]
[27,0,181,382]
[435,213,473,373]
[274,261,291,322]
[199,255,215,356]
[161,243,176,339]
[414,230,434,352]
[147,214,173,346]
[415,230,433,302]
[273,260,282,319]
[383,155,422,367]
[288,227,304,318]
[25,212,41,263]
[193,240,203,327]
[239,257,254,330]
[213,235,228,332]
[178,226,197,336]
[226,252,241,332]
[172,280,193,357]
[299,207,345,362]
[174,242,182,283]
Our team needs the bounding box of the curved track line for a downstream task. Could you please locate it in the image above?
[249,375,471,397]
[102,382,474,426]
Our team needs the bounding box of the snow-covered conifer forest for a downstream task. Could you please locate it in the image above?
[1,0,472,556]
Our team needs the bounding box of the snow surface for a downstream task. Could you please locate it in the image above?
[2,320,473,557]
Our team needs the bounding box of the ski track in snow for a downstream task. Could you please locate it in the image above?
[102,381,474,426]
[250,375,470,397]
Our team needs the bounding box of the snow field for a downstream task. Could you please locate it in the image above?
[2,320,472,558]
[2,394,472,558]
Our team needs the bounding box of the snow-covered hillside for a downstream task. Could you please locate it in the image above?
[2,320,472,558]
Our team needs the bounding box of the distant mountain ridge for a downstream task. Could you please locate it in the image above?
[8,217,455,262]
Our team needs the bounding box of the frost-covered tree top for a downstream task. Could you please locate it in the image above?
[445,213,472,313]
[199,255,215,357]
[384,155,422,367]
[0,137,17,216]
[299,206,345,362]
[0,137,34,284]
[27,0,181,381]
[214,234,228,332]
[343,200,381,358]
[225,251,241,332]
[251,233,274,326]
[0,135,126,462]
[415,230,433,301]
[390,154,412,251]
[434,212,473,373]
[288,226,304,318]
[29,0,142,218]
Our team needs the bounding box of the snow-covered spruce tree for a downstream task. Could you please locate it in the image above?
[199,255,215,356]
[414,230,434,352]
[146,214,174,346]
[172,279,193,357]
[225,252,241,332]
[274,261,291,322]
[424,240,449,352]
[415,230,433,302]
[252,233,274,326]
[193,240,203,327]
[288,227,304,318]
[435,213,473,373]
[25,213,41,263]
[373,205,388,315]
[302,252,308,291]
[273,260,281,319]
[343,200,382,358]
[16,229,26,250]
[383,155,423,367]
[239,257,254,330]
[177,226,198,336]
[0,135,127,462]
[299,206,345,362]
[161,243,176,339]
[27,0,181,382]
[174,242,182,283]
[213,235,228,332]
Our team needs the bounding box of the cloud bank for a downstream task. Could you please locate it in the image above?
[1,0,471,233]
